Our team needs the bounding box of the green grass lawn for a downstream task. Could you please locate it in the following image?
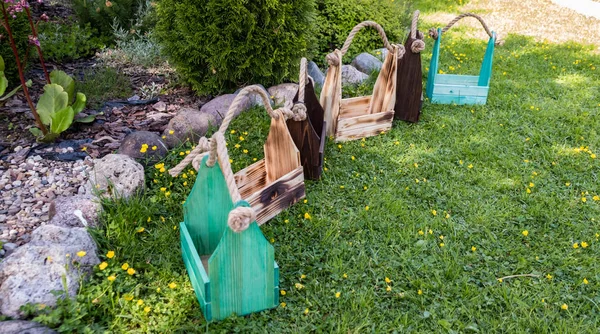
[22,13,600,334]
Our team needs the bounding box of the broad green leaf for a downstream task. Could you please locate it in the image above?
[40,132,60,143]
[50,106,74,134]
[37,84,69,126]
[0,55,4,72]
[75,114,96,123]
[50,70,75,103]
[0,82,24,102]
[0,71,7,97]
[29,127,43,138]
[72,92,87,114]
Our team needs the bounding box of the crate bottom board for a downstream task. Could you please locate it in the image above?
[430,94,488,105]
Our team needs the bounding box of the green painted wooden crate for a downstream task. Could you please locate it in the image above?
[426,28,496,105]
[180,155,279,321]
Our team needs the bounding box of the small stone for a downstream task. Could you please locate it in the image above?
[163,108,218,148]
[3,242,17,252]
[341,65,369,85]
[127,94,141,101]
[48,194,101,228]
[153,101,167,112]
[118,131,169,163]
[4,184,12,190]
[12,180,22,187]
[351,53,383,74]
[307,61,325,87]
[0,215,6,223]
[267,83,299,109]
[14,146,23,153]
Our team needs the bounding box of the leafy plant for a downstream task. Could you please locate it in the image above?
[77,67,132,109]
[30,71,88,142]
[155,0,317,94]
[0,55,30,102]
[314,0,410,65]
[0,13,30,83]
[38,22,105,62]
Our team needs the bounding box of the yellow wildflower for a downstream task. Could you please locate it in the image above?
[418,289,423,295]
[140,144,148,153]
[581,241,589,248]
[301,274,306,279]
[77,251,86,257]
[121,263,129,270]
[439,243,445,247]
[304,213,311,220]
[584,278,589,284]
[385,277,391,283]
[144,306,151,313]
[561,304,568,310]
[418,230,424,235]
[343,273,348,278]
[546,274,553,279]
[386,286,392,291]
[168,282,177,289]
[468,164,473,169]
[304,308,309,315]
[239,136,245,141]
[280,290,286,296]
[522,230,529,236]
[432,210,437,216]
[107,251,115,259]
[335,292,341,298]
[295,283,304,289]
[99,262,108,270]
[127,268,136,275]
[169,130,174,135]
[151,146,157,151]
[137,299,144,306]
[280,302,286,308]
[582,197,587,203]
[365,206,369,211]
[124,294,134,301]
[471,246,477,252]
[136,227,145,233]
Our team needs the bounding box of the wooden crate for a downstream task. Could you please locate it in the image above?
[182,155,278,321]
[320,22,400,142]
[426,28,496,105]
[288,79,326,180]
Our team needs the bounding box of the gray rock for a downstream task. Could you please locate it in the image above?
[374,48,388,61]
[87,154,145,199]
[341,65,369,85]
[199,94,251,126]
[351,53,382,74]
[163,108,217,148]
[0,225,100,319]
[127,95,140,101]
[153,101,167,112]
[48,194,101,228]
[267,83,299,109]
[118,131,168,162]
[3,243,17,252]
[0,320,56,334]
[307,61,325,87]
[235,84,273,107]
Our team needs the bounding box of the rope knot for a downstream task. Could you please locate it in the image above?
[428,28,439,40]
[326,52,340,66]
[395,44,406,60]
[228,206,256,233]
[291,103,307,121]
[411,39,425,53]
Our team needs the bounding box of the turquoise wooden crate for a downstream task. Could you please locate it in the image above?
[181,153,278,321]
[426,13,497,105]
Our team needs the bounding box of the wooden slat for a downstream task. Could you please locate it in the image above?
[335,111,394,142]
[337,110,395,132]
[431,94,488,105]
[208,201,277,321]
[394,32,423,123]
[264,110,301,183]
[436,74,479,85]
[369,45,398,114]
[432,83,489,97]
[320,50,342,136]
[426,28,442,100]
[180,222,211,318]
[235,159,266,199]
[245,166,305,225]
[340,96,371,118]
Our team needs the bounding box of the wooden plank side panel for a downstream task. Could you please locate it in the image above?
[208,201,277,321]
[287,118,322,181]
[180,222,211,319]
[436,74,480,85]
[264,110,301,183]
[426,28,442,99]
[431,94,488,105]
[235,159,266,199]
[183,155,233,255]
[335,112,394,142]
[370,45,398,114]
[320,50,343,136]
[339,96,371,118]
[432,83,490,97]
[245,167,305,225]
[336,110,395,132]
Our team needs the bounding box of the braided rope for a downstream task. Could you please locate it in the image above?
[410,10,425,53]
[291,57,308,122]
[218,85,277,134]
[428,13,498,45]
[168,136,210,177]
[327,21,393,66]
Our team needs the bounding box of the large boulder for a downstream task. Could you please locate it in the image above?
[118,131,168,162]
[307,61,325,87]
[199,94,251,126]
[351,53,382,74]
[0,225,100,319]
[268,83,298,109]
[48,194,101,228]
[162,108,217,148]
[0,321,56,334]
[342,65,369,85]
[87,154,145,199]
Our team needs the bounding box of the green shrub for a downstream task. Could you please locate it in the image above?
[314,0,411,65]
[155,0,316,95]
[0,14,31,85]
[72,0,154,42]
[77,67,132,109]
[38,22,105,62]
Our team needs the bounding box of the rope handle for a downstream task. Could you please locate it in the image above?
[292,58,309,118]
[428,13,498,45]
[326,21,394,66]
[409,10,425,53]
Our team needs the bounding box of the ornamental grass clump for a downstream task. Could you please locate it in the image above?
[155,0,316,95]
